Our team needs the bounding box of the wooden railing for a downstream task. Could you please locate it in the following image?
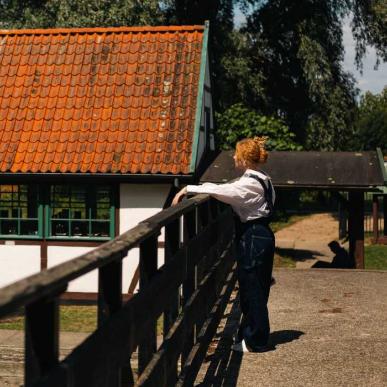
[0,194,237,386]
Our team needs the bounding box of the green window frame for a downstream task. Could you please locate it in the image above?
[0,184,43,239]
[46,184,115,240]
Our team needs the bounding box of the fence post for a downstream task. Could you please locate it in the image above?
[97,257,123,386]
[138,235,158,375]
[372,195,379,243]
[25,294,61,386]
[338,200,347,240]
[384,194,387,238]
[164,218,181,384]
[348,191,365,269]
[98,259,123,326]
[182,209,196,364]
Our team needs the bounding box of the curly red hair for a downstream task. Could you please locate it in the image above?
[235,137,268,166]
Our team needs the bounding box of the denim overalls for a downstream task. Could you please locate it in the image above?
[235,173,275,349]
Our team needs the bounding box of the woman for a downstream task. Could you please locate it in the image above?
[172,137,275,353]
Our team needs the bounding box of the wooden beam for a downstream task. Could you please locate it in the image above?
[383,194,387,237]
[372,195,379,244]
[25,295,61,386]
[348,191,364,269]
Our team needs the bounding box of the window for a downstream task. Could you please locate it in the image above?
[0,184,115,240]
[48,185,114,240]
[0,184,41,237]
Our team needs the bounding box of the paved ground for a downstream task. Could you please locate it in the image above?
[0,330,88,386]
[196,269,387,387]
[1,270,386,386]
[274,213,347,268]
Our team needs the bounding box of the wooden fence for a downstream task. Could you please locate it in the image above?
[0,194,237,386]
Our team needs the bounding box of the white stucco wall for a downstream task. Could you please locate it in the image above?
[120,183,170,292]
[0,245,40,287]
[120,183,170,235]
[48,246,97,292]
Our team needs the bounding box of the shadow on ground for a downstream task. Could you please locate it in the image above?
[275,247,324,261]
[196,294,304,387]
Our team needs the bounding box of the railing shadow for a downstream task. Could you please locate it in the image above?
[196,291,305,386]
[196,292,243,387]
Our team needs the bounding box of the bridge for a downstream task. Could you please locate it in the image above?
[0,192,386,386]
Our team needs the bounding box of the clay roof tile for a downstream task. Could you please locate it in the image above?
[0,25,205,175]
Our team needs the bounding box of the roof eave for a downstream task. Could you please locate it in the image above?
[0,172,195,184]
[189,20,209,173]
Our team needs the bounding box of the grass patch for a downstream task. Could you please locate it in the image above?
[274,252,296,268]
[271,215,307,233]
[365,244,387,270]
[0,305,98,332]
[0,305,165,334]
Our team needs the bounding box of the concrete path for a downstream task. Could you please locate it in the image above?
[274,213,345,268]
[0,330,88,386]
[196,269,387,386]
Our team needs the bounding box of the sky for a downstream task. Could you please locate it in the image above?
[234,9,387,96]
[342,18,387,95]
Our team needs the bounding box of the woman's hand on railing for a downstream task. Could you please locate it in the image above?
[172,186,187,206]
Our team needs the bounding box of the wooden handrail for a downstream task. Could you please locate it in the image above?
[0,194,208,317]
[0,193,237,387]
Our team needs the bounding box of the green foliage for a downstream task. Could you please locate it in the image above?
[216,103,302,150]
[0,0,164,29]
[163,1,235,112]
[352,87,387,153]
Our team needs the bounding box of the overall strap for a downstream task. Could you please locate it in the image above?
[246,173,275,217]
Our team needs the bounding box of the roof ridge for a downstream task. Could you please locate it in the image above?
[0,25,205,36]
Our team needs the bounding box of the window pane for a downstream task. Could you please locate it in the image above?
[91,222,110,237]
[52,208,69,219]
[49,185,113,239]
[20,220,39,236]
[71,221,89,237]
[71,207,87,219]
[51,220,69,236]
[0,184,39,237]
[1,220,18,235]
[0,209,9,218]
[96,188,110,203]
[96,207,110,220]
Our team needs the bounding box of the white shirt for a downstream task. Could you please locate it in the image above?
[186,169,276,223]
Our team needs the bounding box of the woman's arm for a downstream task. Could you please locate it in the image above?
[171,186,187,206]
[171,181,247,206]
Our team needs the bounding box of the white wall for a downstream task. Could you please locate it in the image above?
[48,246,97,292]
[0,245,40,287]
[120,183,170,293]
[120,183,170,235]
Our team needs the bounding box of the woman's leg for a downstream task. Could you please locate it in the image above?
[237,224,274,349]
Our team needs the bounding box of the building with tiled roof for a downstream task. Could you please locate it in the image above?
[0,24,214,297]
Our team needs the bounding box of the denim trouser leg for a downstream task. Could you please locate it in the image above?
[236,223,275,348]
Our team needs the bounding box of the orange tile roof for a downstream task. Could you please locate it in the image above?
[0,25,206,174]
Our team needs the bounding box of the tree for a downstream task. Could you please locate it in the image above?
[216,103,302,150]
[0,0,164,29]
[227,0,387,150]
[352,87,387,153]
[163,0,236,112]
